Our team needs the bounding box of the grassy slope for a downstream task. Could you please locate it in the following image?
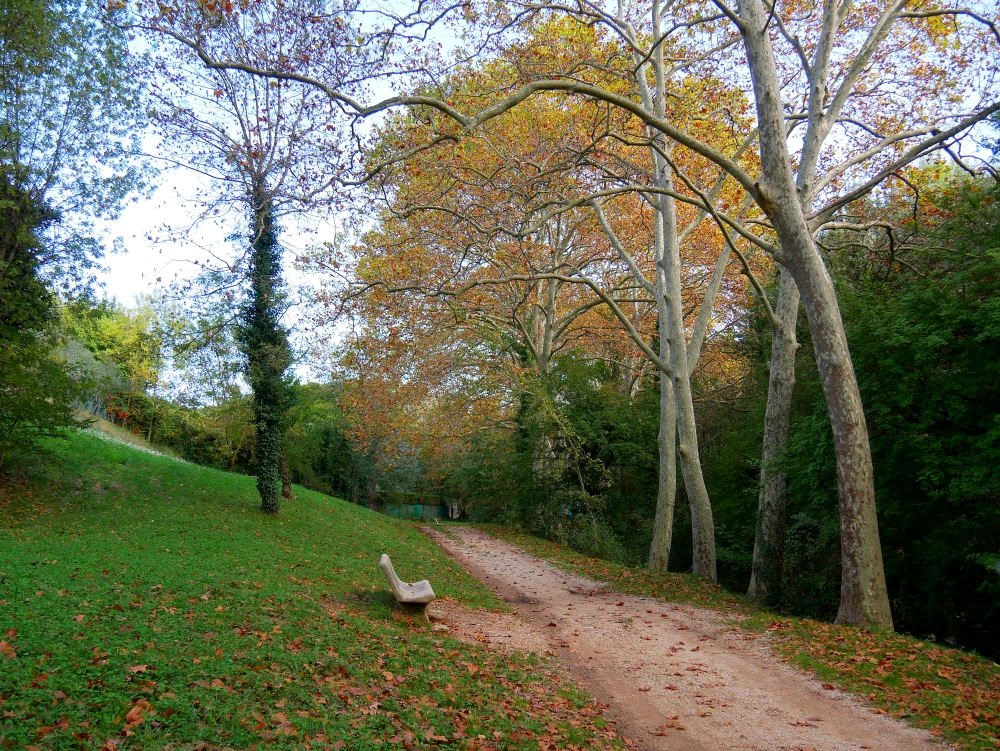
[484,526,1000,751]
[79,412,185,460]
[0,432,622,750]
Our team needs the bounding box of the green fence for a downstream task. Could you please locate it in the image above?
[381,502,448,520]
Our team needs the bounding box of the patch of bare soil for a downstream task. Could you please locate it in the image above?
[423,526,949,751]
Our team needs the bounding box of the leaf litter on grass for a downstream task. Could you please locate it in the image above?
[0,431,626,750]
[763,619,1000,750]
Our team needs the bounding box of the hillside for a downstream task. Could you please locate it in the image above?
[2,429,998,750]
[0,430,622,749]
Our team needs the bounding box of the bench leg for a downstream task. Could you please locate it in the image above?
[397,601,430,622]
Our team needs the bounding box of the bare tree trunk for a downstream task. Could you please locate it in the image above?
[748,267,799,604]
[656,175,717,582]
[795,251,891,629]
[674,357,716,580]
[739,0,892,630]
[648,365,676,572]
[145,381,157,442]
[280,451,293,500]
[595,0,718,579]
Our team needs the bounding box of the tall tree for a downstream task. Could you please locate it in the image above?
[0,177,82,468]
[329,24,763,579]
[144,0,999,626]
[1,0,144,466]
[322,59,645,509]
[727,0,998,627]
[239,180,291,513]
[139,0,356,512]
[2,0,143,295]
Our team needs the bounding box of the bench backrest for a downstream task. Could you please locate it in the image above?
[379,554,436,604]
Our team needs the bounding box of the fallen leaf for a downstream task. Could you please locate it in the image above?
[124,698,153,728]
[0,640,15,659]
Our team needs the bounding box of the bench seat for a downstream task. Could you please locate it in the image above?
[379,554,437,612]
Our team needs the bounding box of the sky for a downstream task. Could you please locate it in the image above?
[95,171,332,308]
[93,0,459,309]
[93,166,343,384]
[96,179,215,306]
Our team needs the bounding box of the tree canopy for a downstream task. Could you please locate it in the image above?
[0,0,145,465]
[138,0,999,628]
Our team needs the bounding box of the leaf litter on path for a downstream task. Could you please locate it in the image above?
[424,526,947,751]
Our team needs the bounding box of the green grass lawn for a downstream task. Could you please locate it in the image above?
[0,431,623,750]
[483,525,1000,751]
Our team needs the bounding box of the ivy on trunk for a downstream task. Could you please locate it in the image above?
[238,181,292,515]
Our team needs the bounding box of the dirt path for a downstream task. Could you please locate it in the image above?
[424,526,946,751]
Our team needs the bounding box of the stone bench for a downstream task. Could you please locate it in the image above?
[379,554,436,620]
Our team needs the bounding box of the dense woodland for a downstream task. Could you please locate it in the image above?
[2,0,999,660]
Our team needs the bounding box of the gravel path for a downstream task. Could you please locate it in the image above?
[424,525,947,751]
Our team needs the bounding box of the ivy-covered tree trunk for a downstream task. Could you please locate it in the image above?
[238,178,292,515]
